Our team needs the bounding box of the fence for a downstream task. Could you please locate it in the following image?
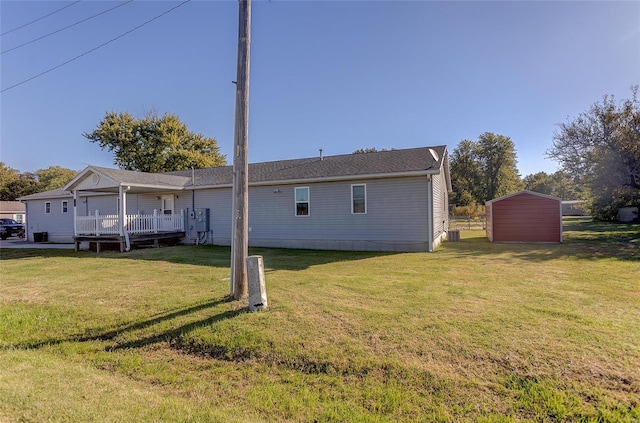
[449,215,486,230]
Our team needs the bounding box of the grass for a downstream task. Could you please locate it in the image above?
[0,217,638,422]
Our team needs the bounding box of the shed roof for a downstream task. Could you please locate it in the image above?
[486,190,561,205]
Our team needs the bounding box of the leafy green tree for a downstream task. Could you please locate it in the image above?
[523,170,586,200]
[1,163,77,200]
[83,111,226,172]
[35,166,77,191]
[352,147,379,154]
[450,140,483,206]
[547,86,640,219]
[352,148,395,154]
[5,172,40,199]
[450,133,523,206]
[476,132,523,200]
[523,171,553,195]
[0,162,20,200]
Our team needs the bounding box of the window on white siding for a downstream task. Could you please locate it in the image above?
[45,202,51,214]
[295,187,309,216]
[61,201,68,213]
[351,184,366,214]
[14,214,24,223]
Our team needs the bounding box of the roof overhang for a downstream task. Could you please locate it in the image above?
[486,190,562,205]
[64,166,186,194]
[186,169,438,190]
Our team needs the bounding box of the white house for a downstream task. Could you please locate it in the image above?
[0,201,26,223]
[19,146,452,252]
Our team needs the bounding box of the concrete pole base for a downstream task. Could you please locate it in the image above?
[247,255,268,311]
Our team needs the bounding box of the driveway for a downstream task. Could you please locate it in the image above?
[0,238,74,249]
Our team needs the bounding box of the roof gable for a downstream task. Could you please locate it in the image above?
[486,190,561,205]
[64,166,191,193]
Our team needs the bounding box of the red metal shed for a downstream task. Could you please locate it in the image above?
[485,190,562,243]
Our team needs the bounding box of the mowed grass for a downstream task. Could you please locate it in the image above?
[0,218,638,422]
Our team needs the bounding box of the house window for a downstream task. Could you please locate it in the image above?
[295,187,309,216]
[351,184,366,214]
[14,214,24,223]
[45,202,51,214]
[61,201,68,213]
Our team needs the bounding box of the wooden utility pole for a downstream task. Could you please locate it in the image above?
[231,0,251,300]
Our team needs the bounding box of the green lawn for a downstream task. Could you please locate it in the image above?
[1,218,638,422]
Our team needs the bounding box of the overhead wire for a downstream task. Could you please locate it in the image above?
[1,1,134,55]
[1,0,191,94]
[1,0,83,36]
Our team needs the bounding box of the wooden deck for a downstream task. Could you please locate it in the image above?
[74,231,185,253]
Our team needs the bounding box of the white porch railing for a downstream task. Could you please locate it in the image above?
[76,210,184,236]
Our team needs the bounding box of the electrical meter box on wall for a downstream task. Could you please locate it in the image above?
[193,208,210,232]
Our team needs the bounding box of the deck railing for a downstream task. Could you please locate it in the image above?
[76,210,184,236]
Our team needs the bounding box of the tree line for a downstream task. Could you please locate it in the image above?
[450,87,639,220]
[4,89,637,220]
[0,164,77,201]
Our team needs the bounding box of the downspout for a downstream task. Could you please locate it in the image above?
[73,190,78,237]
[24,202,29,242]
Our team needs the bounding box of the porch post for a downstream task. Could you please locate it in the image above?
[119,185,128,237]
[153,209,158,233]
[73,190,78,236]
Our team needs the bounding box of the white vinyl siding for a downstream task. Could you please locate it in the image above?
[26,198,74,242]
[351,184,366,214]
[245,177,430,251]
[431,171,449,249]
[295,187,309,216]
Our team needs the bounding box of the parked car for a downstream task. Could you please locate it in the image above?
[0,218,25,239]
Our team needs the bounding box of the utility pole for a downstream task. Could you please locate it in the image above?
[231,0,251,300]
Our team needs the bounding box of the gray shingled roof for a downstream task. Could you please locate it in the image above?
[0,201,26,212]
[20,146,448,200]
[18,188,72,200]
[88,166,192,188]
[169,146,447,186]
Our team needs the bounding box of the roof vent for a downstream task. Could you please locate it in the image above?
[319,148,323,161]
[428,148,439,162]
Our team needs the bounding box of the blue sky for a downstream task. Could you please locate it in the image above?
[1,0,638,177]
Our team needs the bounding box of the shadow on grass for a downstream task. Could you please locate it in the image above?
[2,218,637,266]
[447,219,639,262]
[0,244,401,271]
[10,297,242,352]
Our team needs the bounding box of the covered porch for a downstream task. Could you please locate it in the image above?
[63,166,191,252]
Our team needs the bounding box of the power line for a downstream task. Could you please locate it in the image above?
[1,0,84,36]
[1,0,191,94]
[1,1,134,55]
